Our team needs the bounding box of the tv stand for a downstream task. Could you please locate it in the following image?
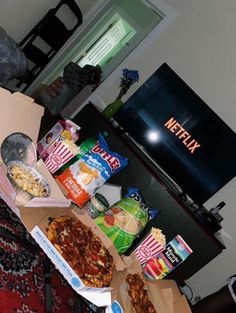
[72,103,225,284]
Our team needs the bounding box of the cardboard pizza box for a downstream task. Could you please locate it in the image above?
[0,88,70,208]
[0,88,44,154]
[16,205,125,303]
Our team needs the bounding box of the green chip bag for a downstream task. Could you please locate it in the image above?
[95,194,148,254]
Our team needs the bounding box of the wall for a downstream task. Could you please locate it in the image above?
[0,0,94,42]
[90,0,236,298]
[1,0,236,299]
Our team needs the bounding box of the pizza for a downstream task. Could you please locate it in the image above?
[126,273,157,313]
[47,215,114,288]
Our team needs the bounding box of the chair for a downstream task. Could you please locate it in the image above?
[16,0,83,89]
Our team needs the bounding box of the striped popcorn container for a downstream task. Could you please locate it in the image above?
[134,228,166,265]
[44,140,77,174]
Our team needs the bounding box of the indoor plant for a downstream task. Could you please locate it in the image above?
[103,68,139,118]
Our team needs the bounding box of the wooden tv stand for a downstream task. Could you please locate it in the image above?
[72,103,225,285]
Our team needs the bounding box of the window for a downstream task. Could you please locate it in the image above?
[77,14,136,68]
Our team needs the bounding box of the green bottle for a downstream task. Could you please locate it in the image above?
[103,98,124,119]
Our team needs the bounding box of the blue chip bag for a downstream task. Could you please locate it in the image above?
[125,187,160,220]
[57,134,128,207]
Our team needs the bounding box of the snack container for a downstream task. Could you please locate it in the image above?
[37,120,64,159]
[83,193,109,218]
[143,235,193,280]
[44,139,79,174]
[134,228,165,265]
[7,160,50,198]
[37,120,80,160]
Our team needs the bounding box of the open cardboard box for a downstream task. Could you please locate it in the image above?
[0,88,70,207]
[18,205,126,306]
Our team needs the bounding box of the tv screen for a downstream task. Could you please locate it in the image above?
[114,63,236,205]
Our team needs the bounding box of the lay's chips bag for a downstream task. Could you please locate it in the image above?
[57,134,128,207]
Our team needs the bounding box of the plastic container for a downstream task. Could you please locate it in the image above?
[83,193,109,218]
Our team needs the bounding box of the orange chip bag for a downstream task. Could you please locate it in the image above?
[57,134,128,207]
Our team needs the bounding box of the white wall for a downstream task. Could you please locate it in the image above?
[91,0,236,298]
[0,0,93,42]
[1,0,236,299]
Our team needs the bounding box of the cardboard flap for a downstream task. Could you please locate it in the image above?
[19,206,51,232]
[13,92,35,103]
[0,87,44,150]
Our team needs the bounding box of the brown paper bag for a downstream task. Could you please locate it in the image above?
[112,253,191,313]
[112,254,173,313]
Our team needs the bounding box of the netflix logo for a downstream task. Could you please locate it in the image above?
[164,117,201,154]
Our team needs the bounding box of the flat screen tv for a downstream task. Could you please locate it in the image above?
[114,63,236,206]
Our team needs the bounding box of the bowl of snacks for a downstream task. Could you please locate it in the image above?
[7,161,50,198]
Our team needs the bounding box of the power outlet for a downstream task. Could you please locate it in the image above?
[180,284,202,305]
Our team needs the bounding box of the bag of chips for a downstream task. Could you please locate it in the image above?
[57,134,128,207]
[95,188,159,254]
[125,187,160,221]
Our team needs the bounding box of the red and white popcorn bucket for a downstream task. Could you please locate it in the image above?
[45,141,76,174]
[134,231,165,265]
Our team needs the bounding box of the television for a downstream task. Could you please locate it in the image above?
[114,63,236,206]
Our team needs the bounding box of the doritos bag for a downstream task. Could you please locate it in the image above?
[95,188,158,254]
[57,134,128,207]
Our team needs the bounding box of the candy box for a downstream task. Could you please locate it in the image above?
[44,138,80,174]
[134,227,166,265]
[143,235,193,280]
[37,119,80,160]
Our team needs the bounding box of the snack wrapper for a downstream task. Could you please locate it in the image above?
[134,228,166,265]
[143,235,193,280]
[125,187,160,221]
[95,189,151,255]
[57,134,128,207]
[45,139,79,174]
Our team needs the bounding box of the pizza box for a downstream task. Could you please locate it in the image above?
[12,204,125,304]
[0,88,70,208]
[0,88,44,155]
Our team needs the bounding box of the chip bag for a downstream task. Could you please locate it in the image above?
[57,134,128,207]
[125,187,160,221]
[95,188,156,254]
